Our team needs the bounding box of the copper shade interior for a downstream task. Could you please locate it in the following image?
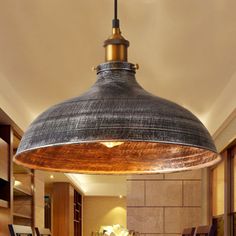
[14,141,219,174]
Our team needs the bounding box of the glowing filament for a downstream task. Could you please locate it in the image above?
[100,142,124,148]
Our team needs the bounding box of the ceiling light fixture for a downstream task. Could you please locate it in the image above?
[14,0,221,174]
[50,174,54,179]
[14,180,22,187]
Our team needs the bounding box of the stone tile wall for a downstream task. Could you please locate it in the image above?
[127,170,208,236]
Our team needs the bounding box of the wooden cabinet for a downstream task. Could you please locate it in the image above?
[0,138,9,181]
[52,182,82,236]
[0,109,39,236]
[0,127,11,208]
[12,133,35,227]
[13,163,34,227]
[0,137,10,208]
[0,125,13,236]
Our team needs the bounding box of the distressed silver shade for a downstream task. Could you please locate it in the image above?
[15,62,220,174]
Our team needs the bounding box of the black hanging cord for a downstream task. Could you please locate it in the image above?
[114,0,118,20]
[112,0,120,28]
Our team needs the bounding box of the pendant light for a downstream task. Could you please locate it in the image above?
[14,0,221,174]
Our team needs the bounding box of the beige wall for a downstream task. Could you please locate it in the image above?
[34,170,45,228]
[212,160,225,216]
[83,196,126,236]
[127,170,207,236]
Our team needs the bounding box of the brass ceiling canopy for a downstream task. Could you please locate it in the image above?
[14,0,221,174]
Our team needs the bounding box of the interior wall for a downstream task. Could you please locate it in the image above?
[212,159,225,217]
[83,196,126,236]
[0,209,12,236]
[127,170,207,236]
[213,109,236,152]
[34,170,45,228]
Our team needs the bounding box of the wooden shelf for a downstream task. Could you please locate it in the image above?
[0,199,9,208]
[13,212,32,219]
[74,189,82,236]
[13,159,34,227]
[0,117,31,234]
[14,186,32,197]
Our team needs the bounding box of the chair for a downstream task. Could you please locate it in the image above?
[8,224,33,236]
[35,228,51,236]
[129,231,140,236]
[195,225,216,236]
[182,227,195,236]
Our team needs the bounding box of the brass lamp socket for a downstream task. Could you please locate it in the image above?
[104,28,129,62]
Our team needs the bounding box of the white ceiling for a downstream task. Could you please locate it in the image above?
[0,0,236,126]
[1,0,236,196]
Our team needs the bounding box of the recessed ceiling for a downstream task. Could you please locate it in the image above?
[43,171,127,196]
[67,174,127,196]
[1,0,236,196]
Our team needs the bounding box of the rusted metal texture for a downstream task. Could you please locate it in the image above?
[15,62,220,174]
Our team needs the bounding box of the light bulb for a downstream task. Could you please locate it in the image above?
[50,174,54,179]
[100,142,124,148]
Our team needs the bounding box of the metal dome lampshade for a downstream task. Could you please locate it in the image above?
[14,0,221,174]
